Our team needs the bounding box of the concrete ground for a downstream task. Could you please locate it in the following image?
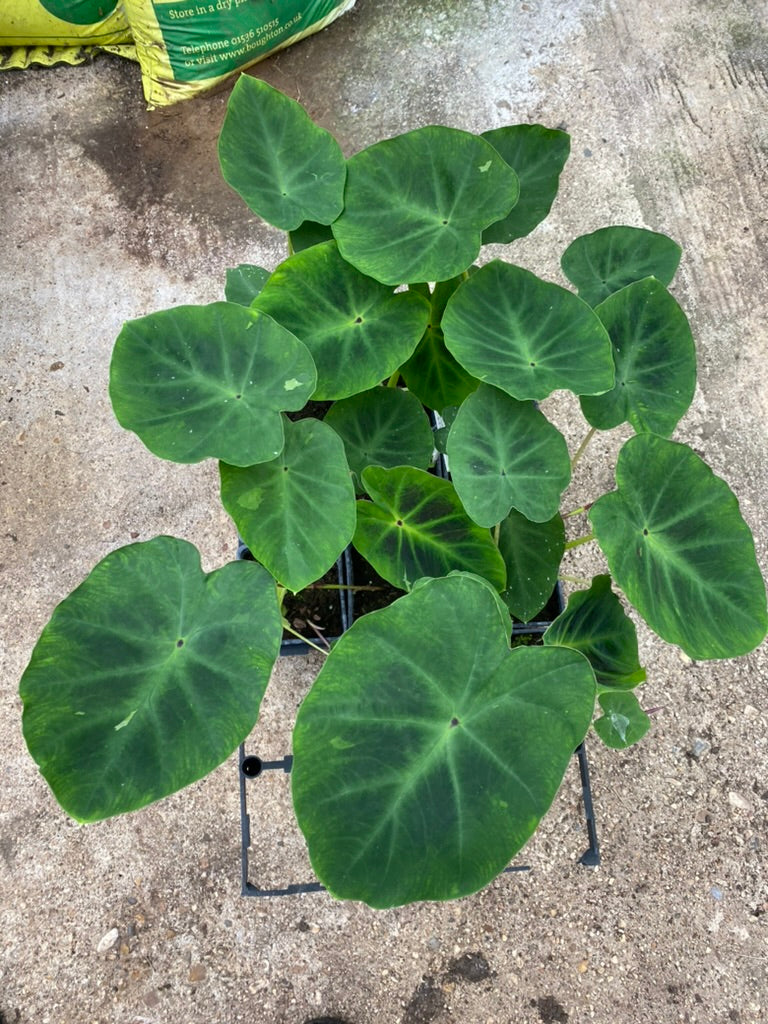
[1,0,767,1021]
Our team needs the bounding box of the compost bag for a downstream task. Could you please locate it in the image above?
[1,1,356,107]
[123,0,356,107]
[0,0,133,69]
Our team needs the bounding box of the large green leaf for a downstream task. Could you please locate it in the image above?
[400,277,481,410]
[252,241,430,400]
[225,264,270,306]
[218,76,346,230]
[292,573,597,907]
[332,127,519,285]
[110,302,316,466]
[561,226,682,307]
[446,383,571,526]
[544,575,646,688]
[498,510,565,622]
[580,277,697,436]
[593,691,651,749]
[590,435,768,659]
[442,261,615,401]
[481,124,570,243]
[354,466,507,592]
[219,417,356,593]
[19,537,282,823]
[324,387,434,491]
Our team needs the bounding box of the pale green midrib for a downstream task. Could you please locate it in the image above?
[338,725,457,878]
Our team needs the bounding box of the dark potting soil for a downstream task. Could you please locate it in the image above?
[346,546,405,621]
[237,546,345,644]
[286,399,332,422]
[241,543,560,647]
[282,562,345,644]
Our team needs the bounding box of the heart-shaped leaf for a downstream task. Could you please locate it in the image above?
[481,124,570,243]
[19,537,282,823]
[218,76,346,230]
[324,387,434,491]
[252,241,430,400]
[225,264,270,306]
[580,277,696,436]
[292,573,596,907]
[544,575,646,688]
[354,466,507,592]
[400,276,481,410]
[590,435,768,659]
[447,384,571,526]
[498,510,565,622]
[332,126,519,285]
[561,226,682,307]
[593,691,651,749]
[442,261,615,401]
[110,302,316,466]
[220,417,356,593]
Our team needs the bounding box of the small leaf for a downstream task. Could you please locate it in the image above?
[580,277,697,436]
[498,510,565,622]
[110,303,316,466]
[292,573,597,907]
[218,76,346,230]
[543,575,646,688]
[433,404,460,455]
[442,261,614,400]
[252,241,430,400]
[220,417,357,593]
[447,384,571,526]
[561,225,682,307]
[324,387,434,491]
[19,537,282,822]
[332,126,519,284]
[590,435,768,659]
[400,276,481,410]
[481,124,570,243]
[225,264,270,306]
[354,466,507,592]
[593,691,651,749]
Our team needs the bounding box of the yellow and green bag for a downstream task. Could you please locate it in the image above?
[123,0,356,107]
[0,0,133,69]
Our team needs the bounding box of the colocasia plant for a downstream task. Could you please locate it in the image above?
[20,78,767,908]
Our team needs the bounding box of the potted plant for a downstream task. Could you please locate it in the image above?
[19,78,767,909]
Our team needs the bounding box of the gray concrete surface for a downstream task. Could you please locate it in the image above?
[1,1,767,1021]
